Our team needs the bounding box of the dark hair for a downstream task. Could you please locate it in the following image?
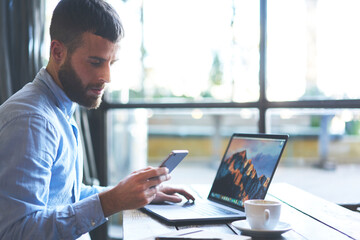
[50,0,124,53]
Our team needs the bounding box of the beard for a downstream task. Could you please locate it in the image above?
[58,59,103,109]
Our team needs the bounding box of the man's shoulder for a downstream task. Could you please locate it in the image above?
[0,82,58,128]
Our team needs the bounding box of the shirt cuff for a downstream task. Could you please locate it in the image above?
[73,193,107,236]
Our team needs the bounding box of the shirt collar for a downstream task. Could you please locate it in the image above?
[36,67,78,118]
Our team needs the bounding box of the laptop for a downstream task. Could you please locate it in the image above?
[142,133,288,225]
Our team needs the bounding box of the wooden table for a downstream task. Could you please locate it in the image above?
[123,183,360,240]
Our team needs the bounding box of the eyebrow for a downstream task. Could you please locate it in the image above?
[88,56,118,65]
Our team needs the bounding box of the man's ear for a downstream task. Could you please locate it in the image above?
[50,40,67,64]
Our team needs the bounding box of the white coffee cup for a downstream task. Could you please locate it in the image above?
[244,199,281,230]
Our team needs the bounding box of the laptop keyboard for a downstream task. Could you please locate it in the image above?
[182,202,236,216]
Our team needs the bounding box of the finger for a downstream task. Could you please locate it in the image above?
[162,187,195,201]
[147,174,171,188]
[175,189,195,201]
[157,192,183,203]
[140,167,169,182]
[132,166,154,174]
[146,185,158,197]
[142,187,158,205]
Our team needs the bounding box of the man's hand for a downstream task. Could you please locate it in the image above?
[151,185,195,204]
[99,166,170,217]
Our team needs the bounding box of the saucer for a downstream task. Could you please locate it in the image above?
[232,220,292,237]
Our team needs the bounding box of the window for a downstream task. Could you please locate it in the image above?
[268,109,360,166]
[107,0,260,103]
[267,0,360,101]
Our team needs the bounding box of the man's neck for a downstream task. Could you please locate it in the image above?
[46,61,63,90]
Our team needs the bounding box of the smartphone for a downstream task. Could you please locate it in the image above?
[159,150,188,173]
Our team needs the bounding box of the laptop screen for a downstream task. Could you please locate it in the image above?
[208,133,288,209]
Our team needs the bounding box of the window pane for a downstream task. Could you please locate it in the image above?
[107,108,259,184]
[267,0,360,101]
[267,108,360,166]
[107,0,260,103]
[43,1,60,65]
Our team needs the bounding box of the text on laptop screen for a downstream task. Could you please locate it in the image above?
[209,135,286,208]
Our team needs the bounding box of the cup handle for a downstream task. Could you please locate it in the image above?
[264,209,270,225]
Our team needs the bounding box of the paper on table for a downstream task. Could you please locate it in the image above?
[146,227,250,240]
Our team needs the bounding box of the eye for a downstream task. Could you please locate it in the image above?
[88,57,105,67]
[90,62,101,66]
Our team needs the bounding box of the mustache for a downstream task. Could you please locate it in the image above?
[87,83,106,90]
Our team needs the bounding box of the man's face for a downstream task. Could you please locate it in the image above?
[58,32,120,109]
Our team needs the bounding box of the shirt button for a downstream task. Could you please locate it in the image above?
[91,220,96,227]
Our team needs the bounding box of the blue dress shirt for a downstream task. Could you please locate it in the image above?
[0,68,107,239]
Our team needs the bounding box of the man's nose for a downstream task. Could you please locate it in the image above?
[100,64,111,83]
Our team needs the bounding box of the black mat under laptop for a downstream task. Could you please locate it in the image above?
[141,133,288,225]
